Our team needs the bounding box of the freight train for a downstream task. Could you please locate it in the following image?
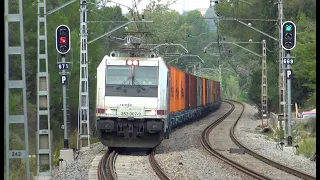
[95,51,222,148]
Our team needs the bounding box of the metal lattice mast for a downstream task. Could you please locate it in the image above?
[77,1,90,150]
[278,0,286,119]
[5,0,30,178]
[36,0,53,177]
[261,40,268,124]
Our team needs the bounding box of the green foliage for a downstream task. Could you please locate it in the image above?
[284,0,316,20]
[291,12,316,108]
[143,1,219,70]
[6,0,316,177]
[222,75,241,100]
[303,118,316,134]
[214,0,316,112]
[268,126,285,142]
[4,158,37,180]
[292,118,316,158]
[6,0,125,177]
[297,137,316,158]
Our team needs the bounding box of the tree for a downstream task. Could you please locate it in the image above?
[291,12,316,108]
[213,0,316,112]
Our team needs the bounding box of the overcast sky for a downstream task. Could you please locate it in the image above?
[107,0,211,14]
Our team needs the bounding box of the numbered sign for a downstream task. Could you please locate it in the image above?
[58,63,69,70]
[282,57,294,65]
[9,150,25,158]
[40,130,48,134]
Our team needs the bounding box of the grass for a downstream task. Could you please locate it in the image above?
[297,137,316,158]
[252,121,285,142]
[293,118,316,158]
[264,117,316,158]
[265,126,285,142]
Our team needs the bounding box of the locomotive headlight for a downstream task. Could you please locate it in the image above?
[105,109,112,114]
[145,109,157,116]
[150,110,156,115]
[126,60,139,66]
[132,60,139,66]
[126,60,133,65]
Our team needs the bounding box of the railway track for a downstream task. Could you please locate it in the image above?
[97,150,116,180]
[201,100,316,180]
[97,149,169,180]
[228,100,316,180]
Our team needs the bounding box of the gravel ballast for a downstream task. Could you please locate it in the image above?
[52,142,105,180]
[51,101,315,180]
[209,102,300,180]
[115,154,160,180]
[155,102,255,180]
[234,103,316,177]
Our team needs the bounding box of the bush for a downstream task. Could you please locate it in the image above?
[304,118,316,133]
[268,126,284,142]
[297,137,316,158]
[293,118,316,158]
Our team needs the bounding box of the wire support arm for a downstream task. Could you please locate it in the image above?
[47,0,77,15]
[150,44,189,54]
[204,41,263,58]
[87,20,152,44]
[236,19,278,41]
[168,54,204,64]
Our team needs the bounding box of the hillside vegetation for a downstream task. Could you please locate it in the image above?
[5,0,315,178]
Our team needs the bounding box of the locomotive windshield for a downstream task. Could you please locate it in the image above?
[134,66,158,86]
[106,65,158,86]
[105,65,159,97]
[106,66,131,85]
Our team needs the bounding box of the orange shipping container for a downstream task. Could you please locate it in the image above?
[179,70,186,112]
[169,66,177,113]
[175,69,180,111]
[202,78,207,105]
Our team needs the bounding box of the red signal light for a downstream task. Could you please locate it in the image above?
[60,37,67,44]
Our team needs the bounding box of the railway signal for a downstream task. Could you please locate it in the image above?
[281,21,296,51]
[56,25,71,54]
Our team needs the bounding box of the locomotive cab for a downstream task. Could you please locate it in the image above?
[96,54,170,148]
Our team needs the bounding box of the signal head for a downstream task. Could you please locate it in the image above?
[281,21,296,51]
[56,25,71,54]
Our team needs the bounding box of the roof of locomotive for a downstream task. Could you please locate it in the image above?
[99,55,220,83]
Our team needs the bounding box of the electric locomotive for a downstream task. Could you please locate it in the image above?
[96,51,170,148]
[95,50,222,149]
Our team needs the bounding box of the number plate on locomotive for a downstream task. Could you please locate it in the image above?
[120,111,142,116]
[118,107,144,117]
